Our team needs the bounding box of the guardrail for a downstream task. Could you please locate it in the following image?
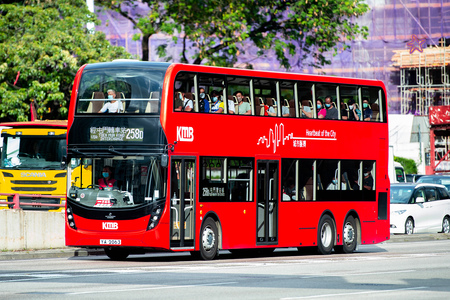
[0,193,65,209]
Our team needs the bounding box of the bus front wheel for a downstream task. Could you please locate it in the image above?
[104,247,129,260]
[317,215,335,255]
[200,218,219,260]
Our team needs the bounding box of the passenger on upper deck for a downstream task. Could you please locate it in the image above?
[347,99,361,121]
[341,101,348,120]
[236,91,251,115]
[174,90,193,112]
[98,89,123,113]
[363,167,374,190]
[228,96,236,114]
[362,98,373,121]
[199,88,210,113]
[324,96,338,120]
[267,104,289,117]
[316,99,326,119]
[210,90,225,113]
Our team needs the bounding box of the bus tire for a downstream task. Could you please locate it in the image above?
[337,216,357,253]
[104,247,129,260]
[200,218,219,260]
[317,215,335,255]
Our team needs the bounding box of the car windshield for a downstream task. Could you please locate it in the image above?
[390,185,414,204]
[1,136,66,170]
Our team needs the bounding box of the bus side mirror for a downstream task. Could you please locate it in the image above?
[161,154,168,168]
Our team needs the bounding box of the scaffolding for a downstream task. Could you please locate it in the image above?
[392,43,450,116]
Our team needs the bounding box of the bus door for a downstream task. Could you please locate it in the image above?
[170,157,196,249]
[256,160,278,244]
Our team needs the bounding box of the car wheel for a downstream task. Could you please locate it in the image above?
[317,215,335,255]
[442,216,450,234]
[405,217,414,235]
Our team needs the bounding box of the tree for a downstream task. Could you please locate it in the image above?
[97,0,369,69]
[0,0,131,121]
[165,0,370,69]
[95,0,163,62]
[394,156,418,175]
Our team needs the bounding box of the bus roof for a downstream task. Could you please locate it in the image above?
[82,61,384,87]
[0,120,67,129]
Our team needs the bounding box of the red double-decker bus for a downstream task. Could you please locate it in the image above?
[66,61,389,260]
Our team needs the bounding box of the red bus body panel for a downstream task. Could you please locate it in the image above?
[66,62,390,252]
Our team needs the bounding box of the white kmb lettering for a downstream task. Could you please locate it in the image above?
[177,126,194,142]
[102,222,118,230]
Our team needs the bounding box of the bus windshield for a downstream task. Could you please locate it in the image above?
[76,68,164,114]
[68,156,167,208]
[1,136,66,170]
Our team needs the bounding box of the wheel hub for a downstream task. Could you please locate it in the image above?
[406,220,413,234]
[321,223,332,247]
[343,222,355,245]
[443,218,450,233]
[202,226,215,251]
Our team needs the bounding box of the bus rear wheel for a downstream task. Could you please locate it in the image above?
[104,247,129,260]
[317,215,335,255]
[336,216,357,253]
[200,218,219,260]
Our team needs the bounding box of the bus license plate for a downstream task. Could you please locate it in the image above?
[100,239,121,245]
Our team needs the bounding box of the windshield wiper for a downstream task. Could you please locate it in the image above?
[70,148,88,156]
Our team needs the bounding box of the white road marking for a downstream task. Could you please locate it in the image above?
[280,286,428,299]
[68,281,238,295]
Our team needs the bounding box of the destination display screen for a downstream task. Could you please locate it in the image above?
[90,126,144,142]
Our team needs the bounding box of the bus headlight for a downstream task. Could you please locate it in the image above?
[66,205,77,230]
[147,205,163,230]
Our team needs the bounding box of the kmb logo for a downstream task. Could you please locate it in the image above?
[177,126,194,142]
[102,222,118,230]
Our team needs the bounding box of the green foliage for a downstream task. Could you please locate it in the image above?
[97,0,369,69]
[394,156,418,175]
[0,0,131,121]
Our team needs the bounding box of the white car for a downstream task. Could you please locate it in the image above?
[390,183,450,234]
